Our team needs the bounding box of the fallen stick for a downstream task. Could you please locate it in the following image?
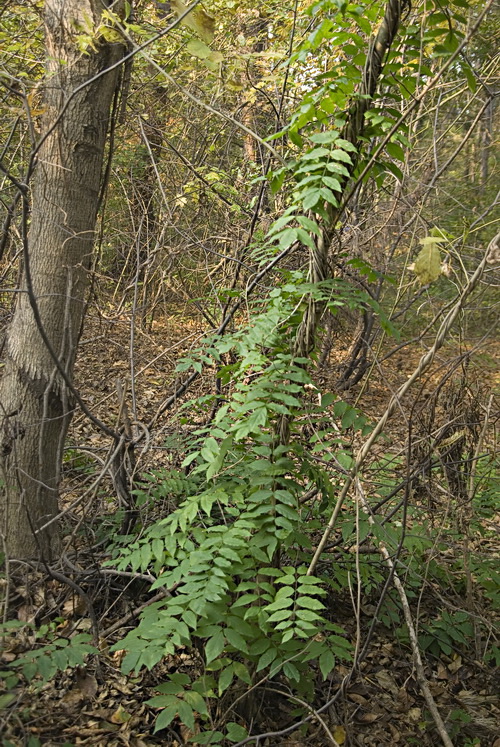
[355,478,453,747]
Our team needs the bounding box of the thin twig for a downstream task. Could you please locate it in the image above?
[308,236,496,574]
[0,532,10,624]
[101,588,173,638]
[355,479,453,747]
[265,687,340,746]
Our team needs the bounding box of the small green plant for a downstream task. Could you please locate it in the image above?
[419,610,474,658]
[0,620,97,710]
[446,707,473,740]
[62,448,97,475]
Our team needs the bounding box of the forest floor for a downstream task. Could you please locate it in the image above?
[1,302,499,747]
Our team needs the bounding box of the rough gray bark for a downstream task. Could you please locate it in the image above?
[0,0,125,559]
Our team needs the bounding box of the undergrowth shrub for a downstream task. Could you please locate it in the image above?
[0,620,96,710]
[103,274,382,739]
[102,264,498,741]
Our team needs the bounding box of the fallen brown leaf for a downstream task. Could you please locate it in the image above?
[74,668,98,700]
[61,688,85,707]
[17,604,36,623]
[429,682,447,697]
[355,712,380,724]
[62,595,88,617]
[448,655,462,673]
[111,676,135,695]
[348,693,368,705]
[374,669,399,695]
[281,733,306,746]
[436,662,449,680]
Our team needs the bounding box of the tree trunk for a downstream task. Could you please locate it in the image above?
[0,0,124,560]
[239,12,269,170]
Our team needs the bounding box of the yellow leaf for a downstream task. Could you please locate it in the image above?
[412,241,442,284]
[171,0,215,44]
[333,725,346,744]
